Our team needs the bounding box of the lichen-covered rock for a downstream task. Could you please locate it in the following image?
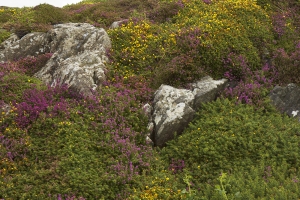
[152,85,195,147]
[270,83,300,120]
[0,23,111,96]
[192,76,228,109]
[150,76,227,147]
[110,20,127,29]
[0,32,50,61]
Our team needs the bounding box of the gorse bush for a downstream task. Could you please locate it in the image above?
[107,18,168,80]
[0,8,13,24]
[108,0,274,88]
[198,162,300,199]
[3,7,36,38]
[165,0,273,79]
[161,98,300,194]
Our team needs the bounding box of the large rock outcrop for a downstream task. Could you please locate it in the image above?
[270,83,300,120]
[149,76,228,147]
[0,23,111,95]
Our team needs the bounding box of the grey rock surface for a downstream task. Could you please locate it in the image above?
[0,23,111,96]
[150,76,227,147]
[270,83,300,120]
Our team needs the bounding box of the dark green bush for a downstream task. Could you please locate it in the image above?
[199,161,300,199]
[33,3,69,25]
[147,1,182,23]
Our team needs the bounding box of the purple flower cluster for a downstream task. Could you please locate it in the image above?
[0,53,52,76]
[14,84,79,128]
[203,0,212,5]
[0,134,28,162]
[169,158,185,174]
[263,166,272,183]
[273,40,300,85]
[223,52,277,105]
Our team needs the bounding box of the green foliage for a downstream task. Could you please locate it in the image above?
[147,1,182,23]
[3,7,35,38]
[272,41,300,85]
[67,0,159,28]
[0,73,45,103]
[161,98,300,193]
[0,79,153,199]
[3,116,114,199]
[0,8,14,24]
[0,29,11,43]
[128,153,187,199]
[168,0,273,79]
[32,4,69,25]
[79,0,107,3]
[199,161,300,199]
[107,19,168,80]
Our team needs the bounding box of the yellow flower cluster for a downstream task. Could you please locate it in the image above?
[129,175,185,200]
[175,0,270,41]
[107,0,272,82]
[58,121,72,126]
[0,157,17,177]
[130,185,184,200]
[108,19,176,79]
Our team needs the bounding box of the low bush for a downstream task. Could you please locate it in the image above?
[0,72,45,103]
[272,41,300,85]
[3,7,35,38]
[199,162,300,199]
[165,0,273,79]
[0,29,11,43]
[0,75,154,199]
[160,98,300,196]
[32,4,69,25]
[67,0,159,28]
[0,8,13,24]
[107,18,168,80]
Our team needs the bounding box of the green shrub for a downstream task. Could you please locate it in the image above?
[161,98,300,192]
[272,41,300,85]
[3,7,35,38]
[199,162,300,199]
[0,78,153,199]
[0,7,14,24]
[168,0,273,78]
[0,72,45,103]
[127,151,188,200]
[32,3,69,25]
[0,29,10,43]
[68,0,159,28]
[147,1,182,23]
[107,18,168,80]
